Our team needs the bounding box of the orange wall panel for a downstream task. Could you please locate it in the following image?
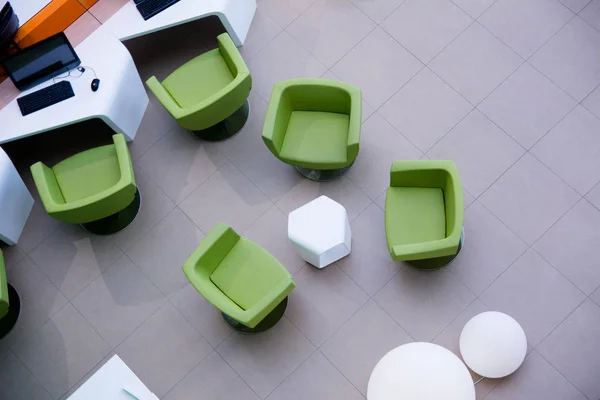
[14,0,87,48]
[77,0,101,9]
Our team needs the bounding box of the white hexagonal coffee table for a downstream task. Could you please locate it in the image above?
[288,196,351,268]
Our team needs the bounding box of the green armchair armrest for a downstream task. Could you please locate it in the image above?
[346,83,362,163]
[146,76,184,120]
[262,81,293,157]
[392,237,461,261]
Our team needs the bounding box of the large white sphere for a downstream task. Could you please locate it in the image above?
[459,311,527,378]
[367,342,475,400]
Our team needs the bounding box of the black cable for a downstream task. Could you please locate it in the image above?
[52,65,98,84]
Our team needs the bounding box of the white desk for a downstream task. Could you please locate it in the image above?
[67,355,158,400]
[0,147,33,245]
[0,26,149,144]
[4,0,51,27]
[103,0,256,46]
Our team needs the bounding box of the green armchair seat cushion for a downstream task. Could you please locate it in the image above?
[30,134,136,224]
[210,239,291,310]
[279,111,350,167]
[183,223,295,328]
[385,160,463,262]
[53,145,122,203]
[146,33,251,131]
[262,78,361,170]
[385,187,446,246]
[0,250,7,319]
[162,50,234,109]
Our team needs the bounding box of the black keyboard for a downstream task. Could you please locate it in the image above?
[135,0,180,20]
[17,81,75,117]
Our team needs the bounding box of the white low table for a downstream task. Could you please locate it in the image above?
[67,355,158,400]
[0,148,34,245]
[288,196,351,268]
[368,343,475,400]
[103,0,256,46]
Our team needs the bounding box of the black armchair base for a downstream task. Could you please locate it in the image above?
[190,100,250,142]
[82,189,141,235]
[295,162,355,182]
[0,283,20,339]
[222,296,288,334]
[408,228,464,270]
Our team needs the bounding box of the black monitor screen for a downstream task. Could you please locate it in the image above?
[2,32,80,91]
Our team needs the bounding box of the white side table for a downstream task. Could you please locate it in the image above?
[288,196,351,268]
[459,311,527,378]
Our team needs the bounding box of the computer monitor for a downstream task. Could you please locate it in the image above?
[1,32,80,91]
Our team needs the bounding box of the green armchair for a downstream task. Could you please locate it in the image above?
[384,160,464,269]
[146,33,252,141]
[262,78,362,181]
[0,250,19,339]
[30,134,140,235]
[182,223,295,333]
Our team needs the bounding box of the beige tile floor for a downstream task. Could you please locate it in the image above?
[2,0,600,398]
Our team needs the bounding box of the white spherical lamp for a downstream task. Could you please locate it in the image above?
[367,342,475,400]
[459,311,527,378]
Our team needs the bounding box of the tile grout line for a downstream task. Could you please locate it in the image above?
[314,298,403,398]
[418,7,580,157]
[3,301,70,399]
[371,13,481,152]
[451,0,499,19]
[215,315,318,400]
[535,346,592,400]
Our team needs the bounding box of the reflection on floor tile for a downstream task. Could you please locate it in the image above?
[480,249,585,346]
[116,303,211,398]
[333,28,422,109]
[217,318,315,398]
[375,267,475,341]
[538,300,600,399]
[10,304,111,399]
[321,300,412,395]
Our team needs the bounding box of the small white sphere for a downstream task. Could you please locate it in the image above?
[367,342,475,400]
[459,311,527,378]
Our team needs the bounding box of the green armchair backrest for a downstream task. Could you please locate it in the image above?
[30,134,136,224]
[262,78,362,164]
[146,33,252,131]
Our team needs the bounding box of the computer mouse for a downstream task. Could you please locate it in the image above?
[91,78,100,92]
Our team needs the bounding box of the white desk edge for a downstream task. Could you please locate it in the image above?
[103,0,256,46]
